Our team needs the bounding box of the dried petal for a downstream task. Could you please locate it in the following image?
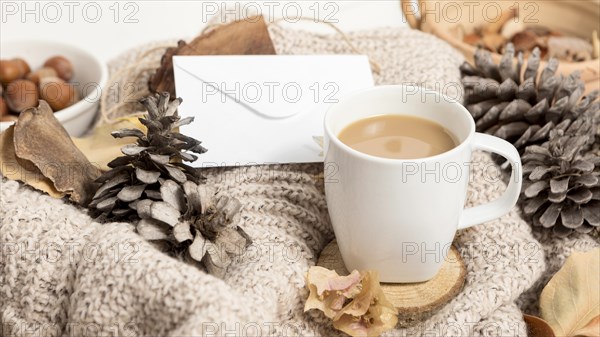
[305,267,363,319]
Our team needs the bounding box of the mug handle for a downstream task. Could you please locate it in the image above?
[458,133,522,230]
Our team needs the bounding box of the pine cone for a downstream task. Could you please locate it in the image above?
[461,43,600,154]
[89,92,251,277]
[521,129,600,237]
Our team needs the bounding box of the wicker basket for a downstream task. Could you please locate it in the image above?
[401,0,600,92]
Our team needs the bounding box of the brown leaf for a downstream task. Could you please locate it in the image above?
[149,16,276,96]
[524,315,555,337]
[12,101,101,205]
[0,126,64,198]
[540,248,599,337]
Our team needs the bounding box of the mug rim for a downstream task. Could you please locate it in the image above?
[324,84,475,164]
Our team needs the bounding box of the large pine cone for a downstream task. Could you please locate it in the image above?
[461,43,599,154]
[89,92,250,276]
[521,130,600,237]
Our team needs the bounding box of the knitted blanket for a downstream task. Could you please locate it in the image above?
[1,25,598,337]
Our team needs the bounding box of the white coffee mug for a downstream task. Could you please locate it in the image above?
[323,85,522,283]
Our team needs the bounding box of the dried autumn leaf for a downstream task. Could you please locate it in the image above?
[333,271,398,337]
[304,267,398,337]
[149,15,276,96]
[72,116,146,171]
[0,125,64,198]
[10,101,101,205]
[524,314,556,337]
[540,248,599,337]
[305,266,362,319]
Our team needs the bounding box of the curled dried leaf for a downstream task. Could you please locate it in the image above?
[305,267,362,319]
[10,100,101,205]
[304,267,398,337]
[0,126,64,198]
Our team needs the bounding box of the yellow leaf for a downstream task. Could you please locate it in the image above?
[72,116,146,171]
[540,248,600,337]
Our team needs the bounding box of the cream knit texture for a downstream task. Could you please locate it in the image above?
[1,25,597,337]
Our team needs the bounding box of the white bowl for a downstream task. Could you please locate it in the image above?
[1,40,108,136]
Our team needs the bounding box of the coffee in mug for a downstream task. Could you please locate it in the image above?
[338,115,458,160]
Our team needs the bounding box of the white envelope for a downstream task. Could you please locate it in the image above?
[173,55,373,167]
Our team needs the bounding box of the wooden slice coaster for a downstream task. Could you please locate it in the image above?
[317,240,467,327]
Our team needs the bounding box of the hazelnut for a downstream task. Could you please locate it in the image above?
[14,58,31,75]
[5,79,39,113]
[40,77,79,111]
[43,56,74,81]
[26,67,58,85]
[0,97,8,117]
[0,58,30,86]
